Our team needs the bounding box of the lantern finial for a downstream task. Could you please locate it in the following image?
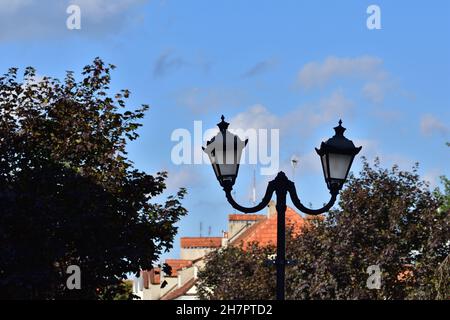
[217,115,230,132]
[334,119,346,136]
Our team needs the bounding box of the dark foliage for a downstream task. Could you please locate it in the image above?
[197,159,449,300]
[0,59,187,299]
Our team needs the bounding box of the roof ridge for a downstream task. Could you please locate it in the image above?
[181,236,222,239]
[160,278,197,300]
[229,219,265,246]
[230,207,307,249]
[228,213,266,221]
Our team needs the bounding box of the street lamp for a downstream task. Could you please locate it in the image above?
[202,115,248,189]
[316,120,362,193]
[203,115,362,300]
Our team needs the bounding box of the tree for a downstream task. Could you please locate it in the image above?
[0,58,187,299]
[290,159,449,299]
[197,244,276,300]
[437,142,450,213]
[197,159,449,300]
[99,280,134,301]
[433,142,450,299]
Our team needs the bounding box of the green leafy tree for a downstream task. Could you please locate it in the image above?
[197,244,276,300]
[432,142,450,299]
[289,159,448,299]
[0,58,187,299]
[99,280,134,301]
[197,159,449,300]
[437,143,450,213]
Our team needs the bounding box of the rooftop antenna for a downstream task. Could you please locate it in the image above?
[291,155,299,183]
[199,222,203,237]
[208,226,211,236]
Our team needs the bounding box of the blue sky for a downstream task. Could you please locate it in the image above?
[1,0,449,261]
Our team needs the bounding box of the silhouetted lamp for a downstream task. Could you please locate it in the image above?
[315,120,362,193]
[202,115,248,189]
[203,115,362,301]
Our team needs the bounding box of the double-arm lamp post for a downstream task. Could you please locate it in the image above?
[203,116,362,300]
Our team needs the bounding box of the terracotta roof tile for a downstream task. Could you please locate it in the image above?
[141,268,160,286]
[231,207,308,250]
[228,214,266,221]
[160,278,196,300]
[164,259,193,277]
[180,237,222,248]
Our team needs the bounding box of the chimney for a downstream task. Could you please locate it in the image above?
[267,200,276,218]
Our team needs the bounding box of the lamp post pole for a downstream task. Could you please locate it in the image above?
[223,171,338,300]
[204,116,361,300]
[274,175,287,301]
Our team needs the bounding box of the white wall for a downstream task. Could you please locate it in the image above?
[180,247,215,260]
[228,220,257,240]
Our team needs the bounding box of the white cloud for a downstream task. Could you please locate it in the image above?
[306,90,354,127]
[230,104,281,131]
[420,114,449,137]
[297,56,385,89]
[0,0,149,41]
[221,91,355,178]
[296,55,396,105]
[229,90,354,136]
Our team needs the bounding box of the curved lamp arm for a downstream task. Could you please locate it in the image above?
[223,182,275,214]
[287,181,338,215]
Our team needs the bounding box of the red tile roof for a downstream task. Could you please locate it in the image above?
[180,237,222,248]
[228,214,266,221]
[231,207,307,250]
[165,259,193,277]
[141,268,160,286]
[160,278,197,300]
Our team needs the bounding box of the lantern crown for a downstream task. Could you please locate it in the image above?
[315,120,362,193]
[217,115,229,132]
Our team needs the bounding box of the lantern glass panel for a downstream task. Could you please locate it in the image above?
[218,163,238,177]
[321,154,329,179]
[328,153,353,180]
